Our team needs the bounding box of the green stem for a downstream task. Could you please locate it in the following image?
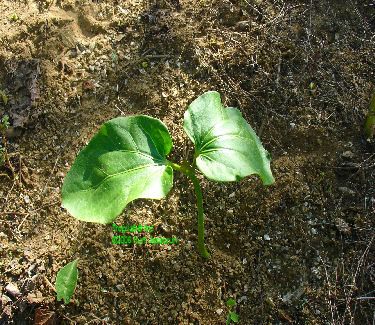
[226,313,231,325]
[168,161,211,258]
[188,171,211,258]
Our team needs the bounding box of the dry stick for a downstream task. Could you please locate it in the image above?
[0,173,10,180]
[44,275,56,293]
[342,234,375,324]
[318,253,337,325]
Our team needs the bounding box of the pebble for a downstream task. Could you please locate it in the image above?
[1,294,12,305]
[342,150,354,159]
[337,187,355,195]
[5,283,20,298]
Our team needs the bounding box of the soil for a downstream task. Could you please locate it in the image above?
[1,0,375,324]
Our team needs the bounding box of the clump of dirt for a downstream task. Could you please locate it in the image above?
[1,0,374,324]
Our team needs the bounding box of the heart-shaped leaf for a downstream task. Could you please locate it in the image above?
[56,259,78,304]
[62,116,173,223]
[184,91,274,184]
[226,298,236,307]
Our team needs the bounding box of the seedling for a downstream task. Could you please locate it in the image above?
[225,298,239,324]
[56,259,79,304]
[62,91,274,258]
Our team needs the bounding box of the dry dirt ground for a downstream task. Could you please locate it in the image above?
[1,0,375,324]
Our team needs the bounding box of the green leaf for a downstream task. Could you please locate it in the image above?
[56,259,78,304]
[62,116,173,223]
[229,311,239,322]
[184,91,274,184]
[226,298,236,307]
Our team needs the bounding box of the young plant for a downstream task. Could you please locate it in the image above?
[225,298,239,324]
[56,259,79,304]
[62,91,274,258]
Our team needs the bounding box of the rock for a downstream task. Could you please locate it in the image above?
[5,283,20,298]
[235,20,250,31]
[1,294,12,305]
[337,187,355,195]
[342,151,354,159]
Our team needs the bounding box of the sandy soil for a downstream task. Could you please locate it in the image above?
[1,0,374,324]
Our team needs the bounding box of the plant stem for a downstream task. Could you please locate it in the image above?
[188,171,210,258]
[226,313,231,325]
[168,161,211,258]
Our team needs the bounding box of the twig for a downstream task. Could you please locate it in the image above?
[342,234,375,324]
[44,275,56,293]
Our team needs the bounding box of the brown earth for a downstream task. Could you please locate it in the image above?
[1,0,374,324]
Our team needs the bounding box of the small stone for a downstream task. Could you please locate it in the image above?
[342,151,354,159]
[235,20,250,31]
[5,283,20,298]
[216,308,223,315]
[24,195,30,204]
[1,294,12,305]
[338,187,355,195]
[89,42,96,51]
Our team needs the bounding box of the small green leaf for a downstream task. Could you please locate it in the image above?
[0,115,9,130]
[229,311,239,322]
[56,259,78,304]
[62,116,174,223]
[184,91,274,184]
[226,298,236,307]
